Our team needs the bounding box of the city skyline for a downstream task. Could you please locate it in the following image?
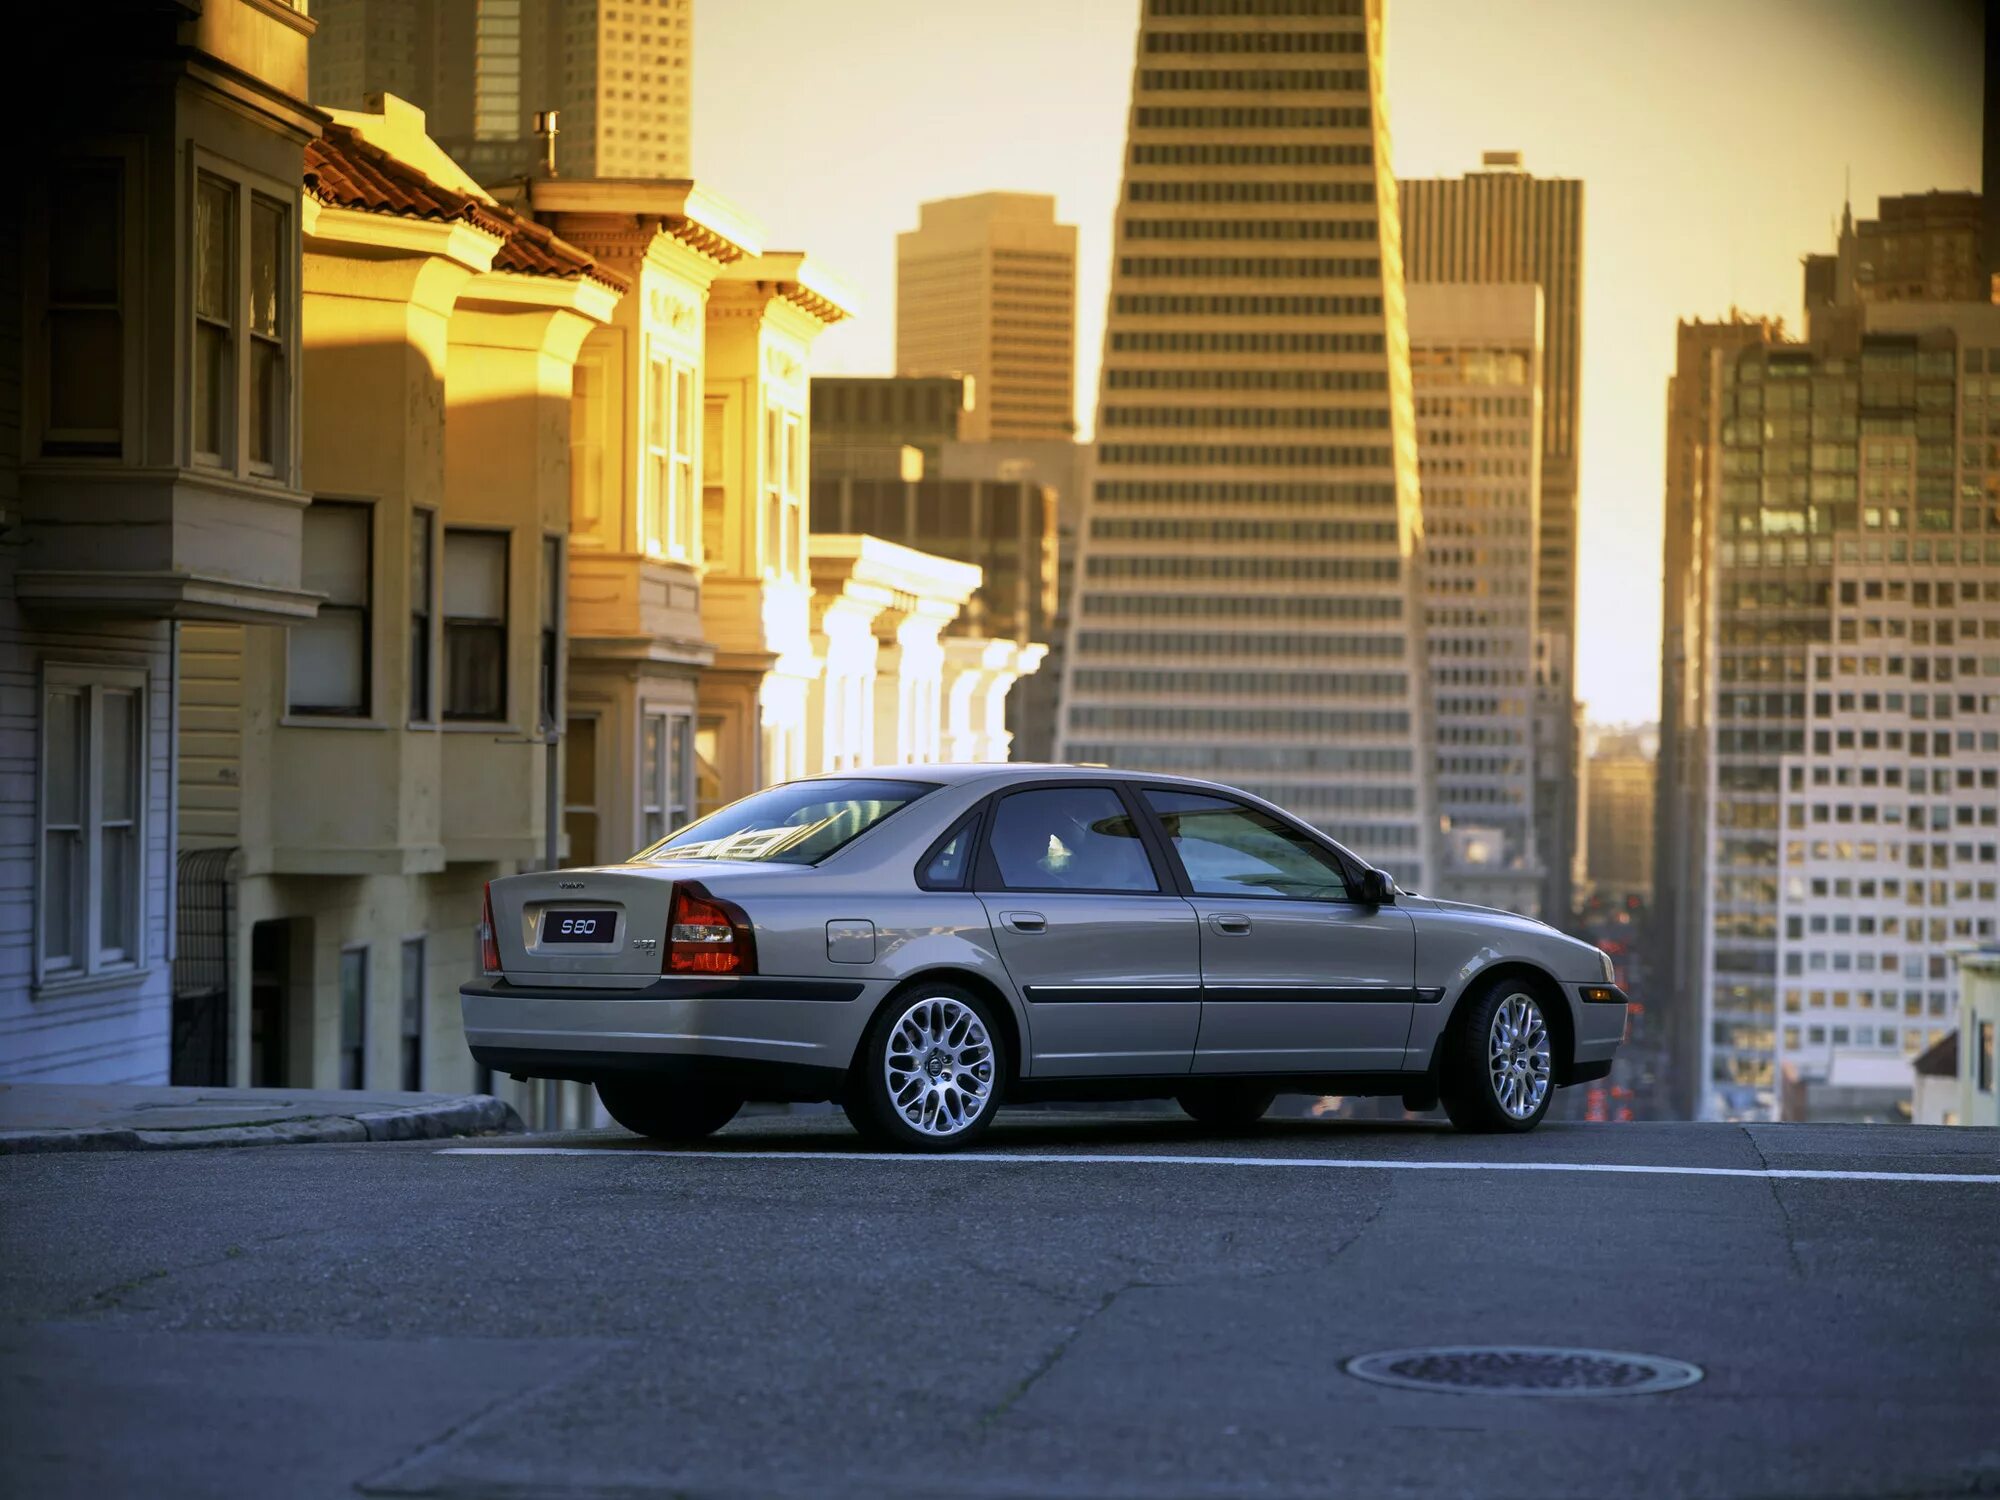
[695,0,1982,724]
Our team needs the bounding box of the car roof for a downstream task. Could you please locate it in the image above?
[802,762,1230,791]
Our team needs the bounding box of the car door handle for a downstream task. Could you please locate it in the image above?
[1208,913,1252,935]
[999,911,1046,934]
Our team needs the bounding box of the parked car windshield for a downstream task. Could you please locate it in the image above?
[637,778,938,865]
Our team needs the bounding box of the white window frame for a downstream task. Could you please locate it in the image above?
[188,152,299,482]
[639,708,694,845]
[36,664,149,989]
[442,526,511,724]
[287,497,376,720]
[644,352,698,562]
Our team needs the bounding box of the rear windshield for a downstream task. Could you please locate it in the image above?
[636,778,939,865]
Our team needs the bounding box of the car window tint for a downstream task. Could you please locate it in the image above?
[921,818,976,888]
[1141,789,1348,901]
[988,787,1158,892]
[641,778,935,865]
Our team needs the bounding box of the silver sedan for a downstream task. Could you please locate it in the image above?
[461,765,1626,1151]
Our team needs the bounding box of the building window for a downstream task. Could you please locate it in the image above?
[1982,1019,1996,1094]
[339,946,367,1089]
[400,937,425,1091]
[444,529,509,721]
[539,536,562,731]
[645,356,697,560]
[193,174,235,467]
[44,160,125,454]
[288,501,372,717]
[639,710,693,845]
[248,195,288,472]
[38,667,147,984]
[763,405,783,577]
[564,715,599,869]
[410,508,435,722]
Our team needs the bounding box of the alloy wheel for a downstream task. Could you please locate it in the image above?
[883,995,996,1138]
[1487,992,1552,1121]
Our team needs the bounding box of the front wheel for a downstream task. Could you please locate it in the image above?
[1176,1082,1279,1129]
[844,985,1007,1152]
[1439,981,1556,1133]
[596,1077,743,1142]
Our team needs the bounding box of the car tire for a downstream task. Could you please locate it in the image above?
[1176,1083,1279,1129]
[843,983,1008,1153]
[1439,977,1557,1133]
[596,1077,743,1142]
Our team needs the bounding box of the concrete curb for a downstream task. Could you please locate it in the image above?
[0,1095,524,1155]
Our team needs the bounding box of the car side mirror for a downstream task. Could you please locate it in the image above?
[1356,867,1396,906]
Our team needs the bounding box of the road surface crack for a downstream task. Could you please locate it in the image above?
[981,1278,1146,1426]
[1743,1126,1806,1282]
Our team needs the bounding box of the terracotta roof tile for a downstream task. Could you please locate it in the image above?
[306,123,627,294]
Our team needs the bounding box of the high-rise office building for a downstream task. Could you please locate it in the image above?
[1409,282,1545,914]
[1668,299,2000,1122]
[1653,312,1787,1119]
[1401,152,1584,919]
[897,193,1079,443]
[1803,191,1986,316]
[1054,0,1435,888]
[1581,724,1657,909]
[309,0,693,183]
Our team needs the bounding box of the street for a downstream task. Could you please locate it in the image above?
[4,1114,1998,1500]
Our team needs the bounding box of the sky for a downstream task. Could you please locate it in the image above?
[695,0,1982,725]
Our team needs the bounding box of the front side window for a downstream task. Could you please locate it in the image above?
[45,160,124,452]
[1141,789,1349,901]
[643,777,936,865]
[39,668,146,982]
[444,529,508,720]
[986,787,1159,893]
[289,500,372,716]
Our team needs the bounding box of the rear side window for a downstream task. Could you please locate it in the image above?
[640,778,937,865]
[919,814,980,890]
[986,787,1158,893]
[1141,789,1349,901]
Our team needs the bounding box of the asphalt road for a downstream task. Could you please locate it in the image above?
[4,1112,1998,1500]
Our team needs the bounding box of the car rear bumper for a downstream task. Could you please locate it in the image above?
[459,976,890,1093]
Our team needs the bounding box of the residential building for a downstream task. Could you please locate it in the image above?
[1653,312,1789,1119]
[492,176,763,865]
[897,194,1078,442]
[1408,283,1545,914]
[1685,302,2000,1122]
[1911,1029,1959,1125]
[1581,723,1656,909]
[1054,0,1437,889]
[1951,946,2000,1126]
[1401,151,1585,919]
[4,0,321,1083]
[172,99,621,1110]
[1803,192,1985,317]
[309,0,694,183]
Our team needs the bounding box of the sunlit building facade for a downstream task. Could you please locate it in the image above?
[1401,152,1584,918]
[1581,724,1656,908]
[1056,0,1433,887]
[1408,283,1544,914]
[896,193,1078,442]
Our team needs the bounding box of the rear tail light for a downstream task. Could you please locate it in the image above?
[666,882,757,975]
[478,882,502,976]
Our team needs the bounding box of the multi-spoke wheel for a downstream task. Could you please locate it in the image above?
[1440,980,1558,1133]
[845,984,1008,1151]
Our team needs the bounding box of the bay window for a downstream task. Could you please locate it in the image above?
[641,710,693,844]
[288,501,373,717]
[191,166,293,477]
[38,666,147,985]
[44,160,125,454]
[645,354,697,559]
[444,529,509,721]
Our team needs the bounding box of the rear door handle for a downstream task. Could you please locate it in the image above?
[1209,913,1252,935]
[999,911,1046,934]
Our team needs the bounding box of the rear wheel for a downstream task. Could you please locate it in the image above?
[844,985,1007,1152]
[1176,1082,1279,1129]
[1439,979,1555,1133]
[596,1077,743,1142]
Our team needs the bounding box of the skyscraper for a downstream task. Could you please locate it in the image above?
[1409,282,1545,914]
[897,193,1079,442]
[1054,0,1435,888]
[1401,152,1584,919]
[309,0,693,182]
[1803,191,1986,315]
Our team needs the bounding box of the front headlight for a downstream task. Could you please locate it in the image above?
[1598,947,1616,982]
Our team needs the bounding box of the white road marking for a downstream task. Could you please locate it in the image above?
[436,1145,2000,1186]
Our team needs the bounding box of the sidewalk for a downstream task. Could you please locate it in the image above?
[0,1084,523,1155]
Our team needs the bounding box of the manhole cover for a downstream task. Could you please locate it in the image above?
[1344,1346,1703,1397]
